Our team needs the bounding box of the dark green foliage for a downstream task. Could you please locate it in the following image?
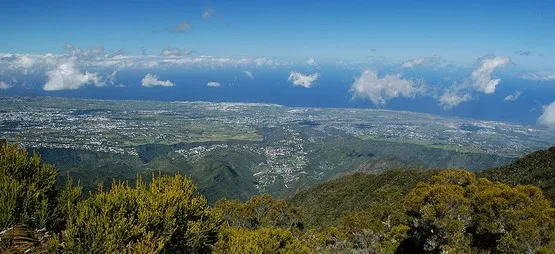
[290,169,439,227]
[50,176,82,233]
[216,194,303,230]
[214,227,311,254]
[402,170,555,253]
[480,146,555,202]
[338,187,410,253]
[0,141,57,230]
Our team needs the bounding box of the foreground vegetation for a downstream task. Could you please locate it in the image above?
[1,141,554,253]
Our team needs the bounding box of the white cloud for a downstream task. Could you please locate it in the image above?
[15,55,35,69]
[173,22,191,33]
[202,8,215,19]
[504,91,523,102]
[161,48,183,57]
[207,81,221,87]
[401,55,441,68]
[350,69,417,106]
[439,92,471,109]
[306,58,316,65]
[471,56,511,94]
[64,42,75,51]
[521,71,555,81]
[538,101,555,127]
[243,70,254,79]
[288,71,320,88]
[0,81,11,90]
[108,71,118,85]
[434,55,511,109]
[43,58,105,91]
[141,73,174,87]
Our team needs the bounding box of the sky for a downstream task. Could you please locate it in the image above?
[1,0,555,65]
[1,0,555,126]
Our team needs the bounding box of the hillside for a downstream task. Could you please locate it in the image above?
[290,169,439,228]
[480,146,555,202]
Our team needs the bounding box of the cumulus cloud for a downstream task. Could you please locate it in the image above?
[43,58,105,91]
[202,8,215,19]
[401,55,441,68]
[538,101,555,127]
[141,73,174,87]
[288,71,320,88]
[439,92,471,109]
[436,55,511,109]
[504,91,523,102]
[207,81,221,87]
[243,70,254,79]
[521,71,555,81]
[471,55,511,94]
[173,22,191,33]
[306,58,316,65]
[0,81,12,90]
[350,69,418,106]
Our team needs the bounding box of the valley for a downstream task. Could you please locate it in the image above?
[1,96,554,202]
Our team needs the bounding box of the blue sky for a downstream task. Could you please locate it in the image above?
[2,0,555,68]
[1,0,555,126]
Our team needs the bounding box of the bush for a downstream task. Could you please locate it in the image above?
[214,227,311,254]
[63,174,222,253]
[0,141,57,230]
[403,170,555,253]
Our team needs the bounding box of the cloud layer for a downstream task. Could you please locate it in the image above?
[141,73,174,87]
[350,69,417,106]
[288,71,320,88]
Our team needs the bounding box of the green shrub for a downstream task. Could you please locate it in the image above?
[63,174,222,253]
[0,142,57,230]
